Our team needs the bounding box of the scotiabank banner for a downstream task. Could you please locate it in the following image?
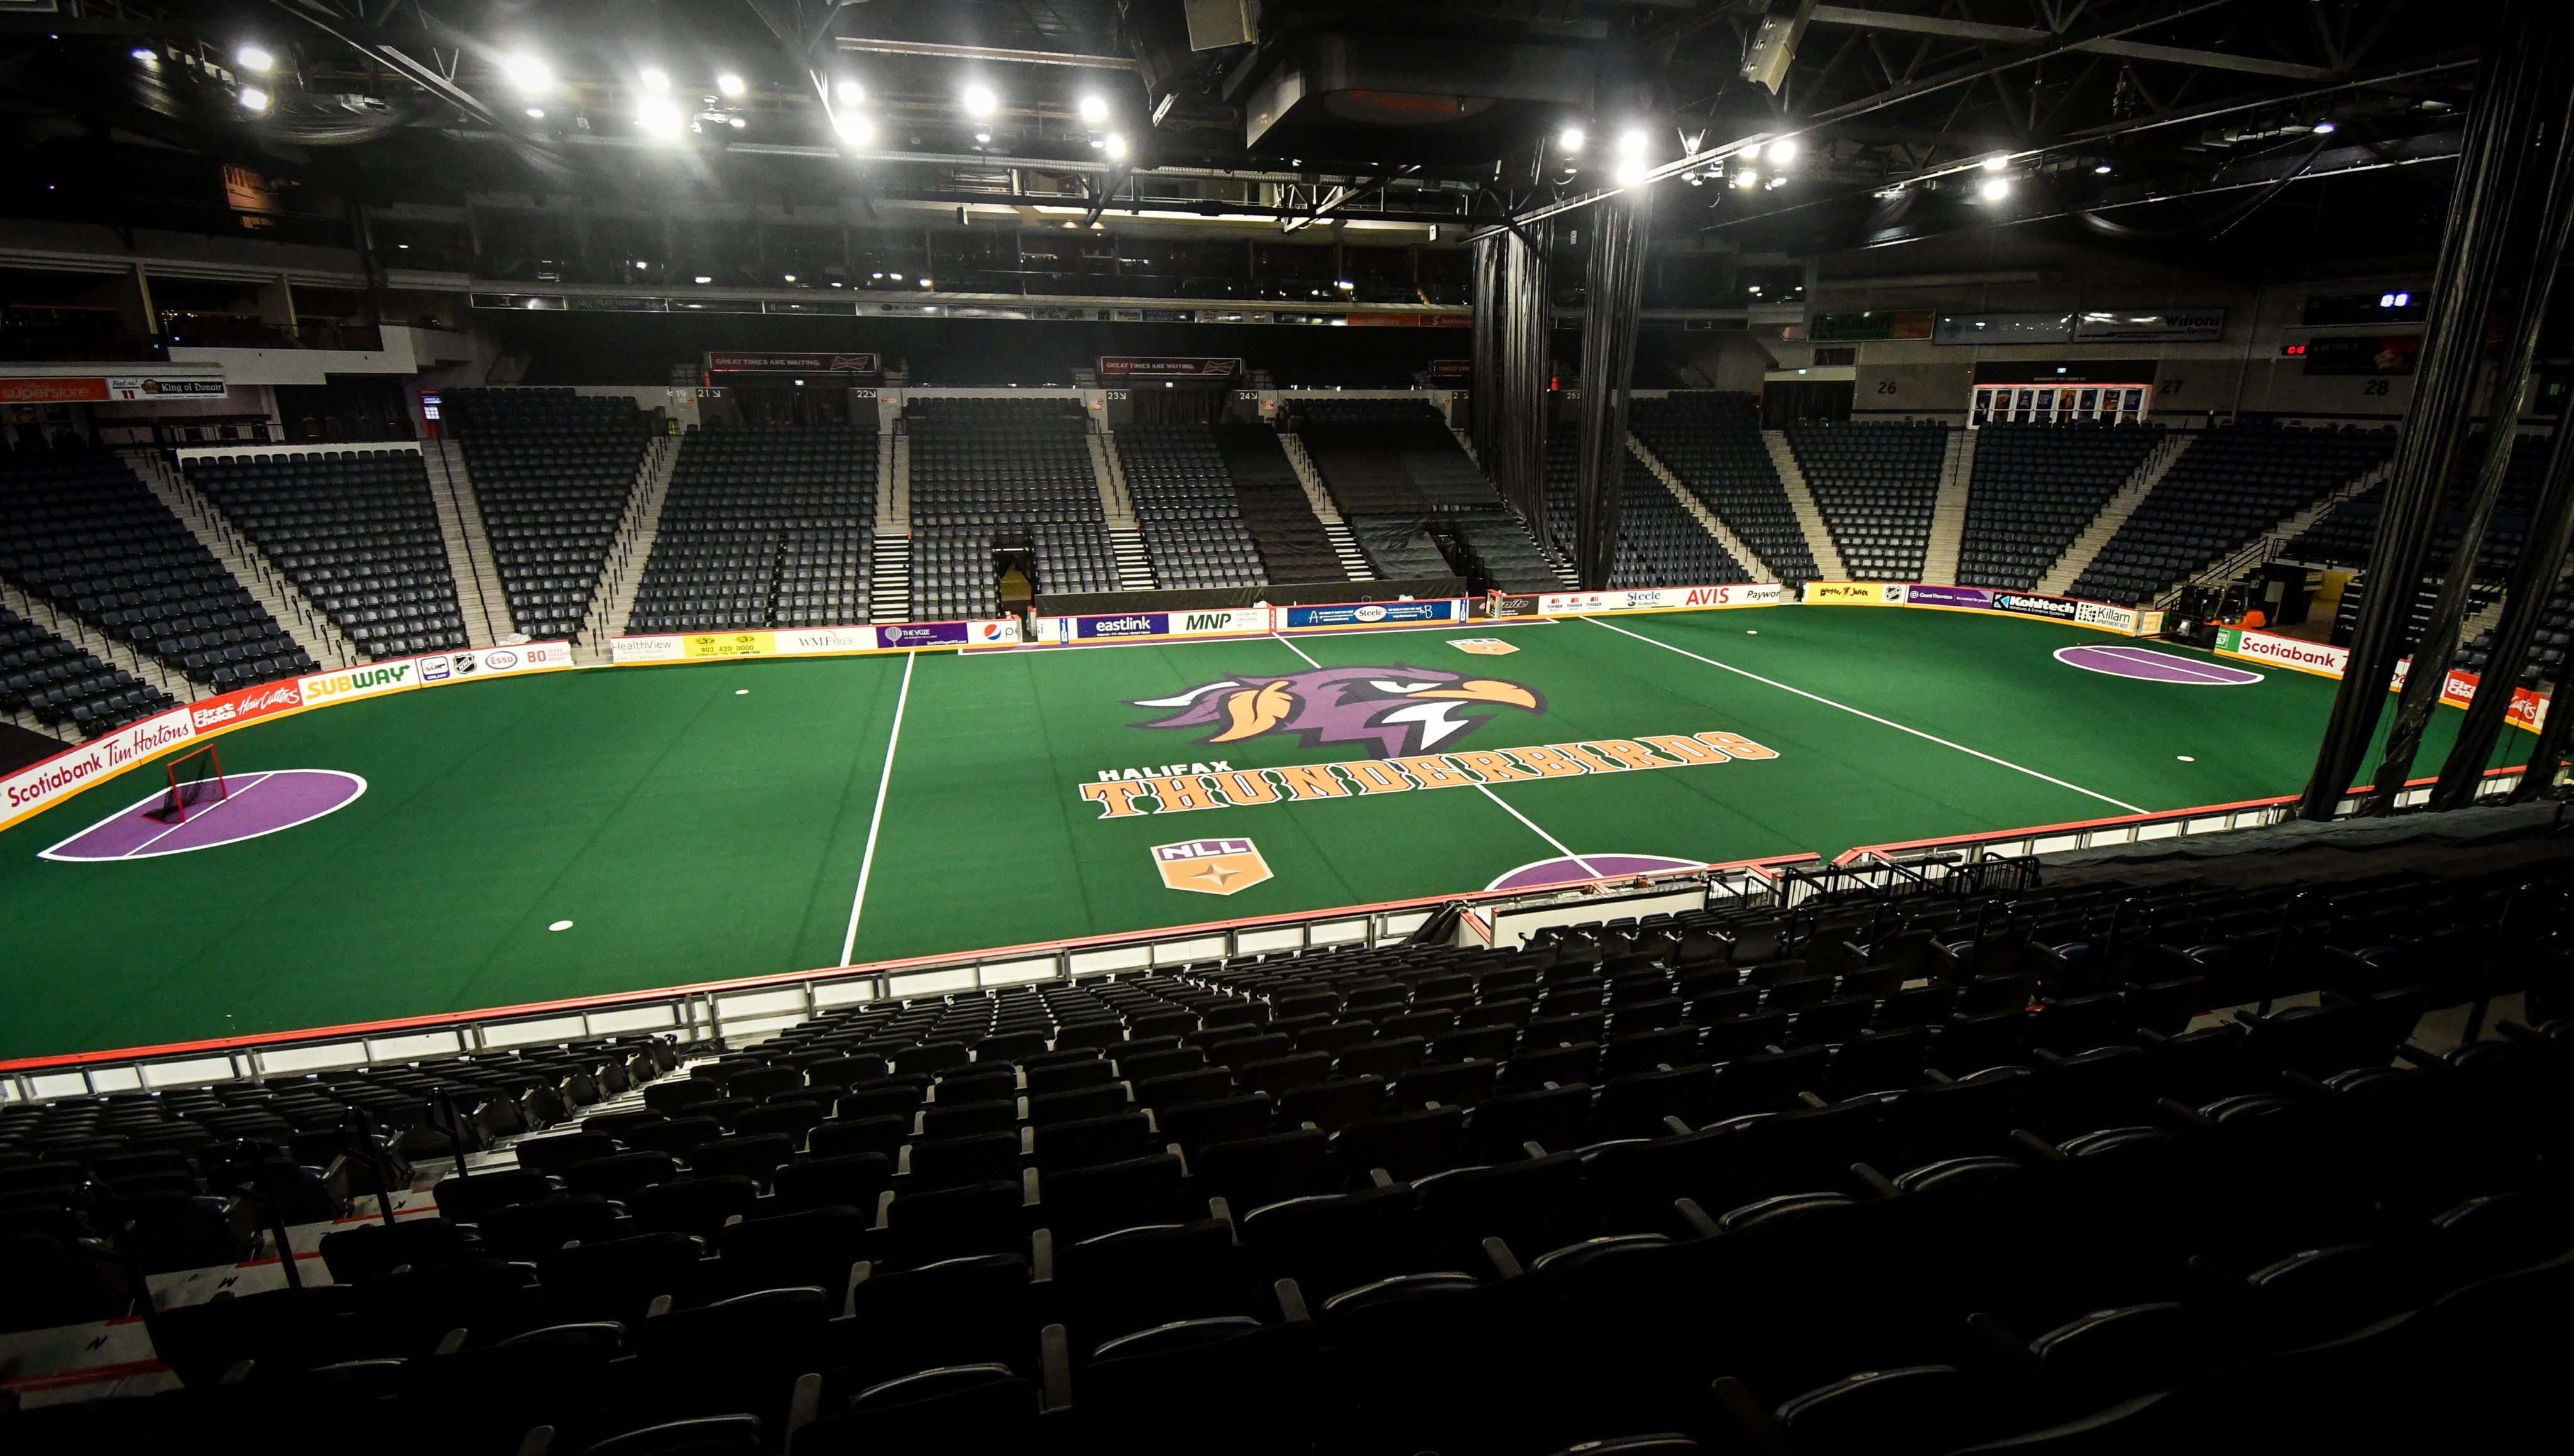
[0,642,574,836]
[1540,583,1784,615]
[2218,628,2547,733]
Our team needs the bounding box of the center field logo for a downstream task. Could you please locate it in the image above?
[1130,665,1543,757]
[1153,838,1273,894]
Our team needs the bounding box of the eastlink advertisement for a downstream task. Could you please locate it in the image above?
[1282,600,1462,629]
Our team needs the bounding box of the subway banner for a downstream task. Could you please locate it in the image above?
[1,642,574,836]
[610,618,1019,664]
[1538,583,1785,615]
[1034,606,1273,645]
[2215,627,2546,731]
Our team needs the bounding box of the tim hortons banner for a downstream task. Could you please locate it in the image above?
[1538,584,1784,615]
[2,706,195,831]
[1078,731,1781,819]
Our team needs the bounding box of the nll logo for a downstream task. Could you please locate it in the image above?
[1152,838,1273,895]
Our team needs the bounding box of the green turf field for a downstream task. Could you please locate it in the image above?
[0,605,2517,1059]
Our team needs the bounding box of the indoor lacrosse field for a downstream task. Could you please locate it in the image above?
[0,605,2514,1061]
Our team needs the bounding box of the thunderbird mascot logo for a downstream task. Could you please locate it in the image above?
[1131,665,1543,757]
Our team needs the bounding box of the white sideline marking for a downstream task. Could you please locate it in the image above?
[1475,784,1601,877]
[840,650,917,965]
[126,772,278,857]
[1585,616,2150,816]
[1271,633,1322,669]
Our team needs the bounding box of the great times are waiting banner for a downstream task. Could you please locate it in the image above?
[1099,356,1243,380]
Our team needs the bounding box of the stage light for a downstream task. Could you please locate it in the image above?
[637,97,682,137]
[964,83,997,117]
[1104,133,1127,160]
[717,72,746,97]
[1981,153,2010,172]
[835,112,875,145]
[1765,137,1797,165]
[502,53,551,94]
[238,45,274,73]
[525,108,544,119]
[2313,119,2337,134]
[1616,128,1647,156]
[1980,175,2012,201]
[131,48,155,63]
[640,67,670,91]
[1731,168,1759,190]
[729,116,747,129]
[694,275,711,283]
[1558,124,1585,152]
[1078,94,1109,123]
[836,78,864,106]
[239,85,271,112]
[1614,157,1650,187]
[2095,163,2113,174]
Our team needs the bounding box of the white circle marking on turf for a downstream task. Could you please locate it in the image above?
[39,770,370,863]
[549,920,574,931]
[2052,643,2264,686]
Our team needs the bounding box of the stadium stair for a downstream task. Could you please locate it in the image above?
[593,440,680,650]
[1279,432,1376,578]
[129,452,361,672]
[888,425,912,534]
[424,441,512,647]
[1919,428,1976,586]
[1109,526,1158,590]
[1630,434,1773,581]
[2037,430,2190,596]
[868,535,912,620]
[2161,456,2395,608]
[1760,430,1848,579]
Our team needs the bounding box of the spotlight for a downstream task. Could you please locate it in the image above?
[963,83,997,117]
[919,277,933,288]
[836,78,864,106]
[1337,280,1354,290]
[239,85,271,112]
[2095,163,2113,175]
[1616,128,1648,156]
[238,45,274,73]
[717,72,746,98]
[1731,168,1758,190]
[1765,137,1797,165]
[1613,158,1650,187]
[694,275,712,283]
[2313,119,2338,134]
[637,97,682,137]
[783,274,796,282]
[502,53,550,94]
[1104,133,1127,160]
[640,67,670,91]
[835,112,875,145]
[1558,124,1585,153]
[729,116,747,129]
[1077,94,1109,124]
[1979,175,2012,201]
[131,48,155,63]
[973,128,991,144]
[525,107,545,119]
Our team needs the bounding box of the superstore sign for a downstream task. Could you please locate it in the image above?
[0,643,574,834]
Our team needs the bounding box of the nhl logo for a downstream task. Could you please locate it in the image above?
[1152,838,1273,895]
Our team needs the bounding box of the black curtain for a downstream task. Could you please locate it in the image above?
[1470,221,1552,534]
[1574,192,1652,589]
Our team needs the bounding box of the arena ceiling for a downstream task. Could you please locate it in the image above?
[0,1,2491,280]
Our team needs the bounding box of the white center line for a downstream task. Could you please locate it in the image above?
[124,772,277,857]
[1271,632,1322,669]
[840,649,917,966]
[1587,616,2149,816]
[1474,783,1601,877]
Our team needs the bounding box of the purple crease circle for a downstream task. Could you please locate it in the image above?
[41,769,368,862]
[1487,853,1703,892]
[2053,644,2263,686]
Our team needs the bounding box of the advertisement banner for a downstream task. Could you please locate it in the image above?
[2074,309,2225,342]
[1898,584,1993,611]
[611,635,685,664]
[705,351,880,375]
[1098,356,1242,380]
[3,708,193,829]
[1,375,227,404]
[2217,628,2546,731]
[412,643,576,683]
[187,679,304,733]
[1804,582,1900,605]
[1935,312,2073,345]
[611,620,1012,660]
[1538,584,1783,615]
[682,632,777,660]
[299,659,421,706]
[770,627,878,657]
[877,621,973,650]
[1281,599,1462,630]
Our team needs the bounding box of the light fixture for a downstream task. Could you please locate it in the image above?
[525,107,545,119]
[238,45,274,73]
[694,275,711,283]
[1613,158,1650,187]
[717,72,746,97]
[835,112,874,145]
[890,272,904,281]
[1104,133,1127,160]
[501,53,550,94]
[1077,94,1109,124]
[1731,168,1759,190]
[963,82,997,117]
[919,277,933,288]
[131,48,155,63]
[783,274,796,282]
[1616,128,1648,156]
[1765,137,1797,165]
[1981,153,2010,172]
[1337,280,1354,290]
[2313,119,2338,134]
[641,67,670,91]
[2095,163,2113,175]
[637,97,682,137]
[239,85,271,112]
[836,78,864,106]
[1979,175,2012,201]
[729,116,747,129]
[1558,124,1585,152]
